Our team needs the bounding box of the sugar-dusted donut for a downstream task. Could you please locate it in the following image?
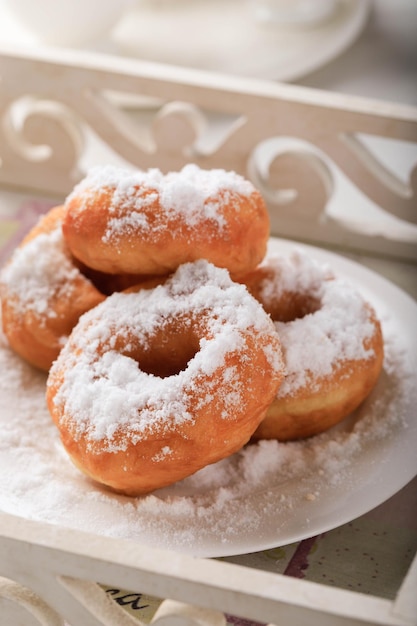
[0,206,106,371]
[63,163,270,278]
[240,250,384,441]
[46,260,284,495]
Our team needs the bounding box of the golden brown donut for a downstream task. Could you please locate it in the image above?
[46,260,284,496]
[0,205,106,371]
[63,164,270,278]
[240,250,384,441]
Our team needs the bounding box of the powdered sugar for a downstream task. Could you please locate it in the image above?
[66,163,256,242]
[258,252,378,396]
[276,279,376,395]
[257,249,333,303]
[0,221,79,318]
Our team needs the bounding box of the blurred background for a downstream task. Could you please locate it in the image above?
[0,0,416,104]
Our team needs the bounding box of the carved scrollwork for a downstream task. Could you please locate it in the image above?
[0,96,85,194]
[0,47,416,259]
[0,575,227,626]
[248,139,334,222]
[59,576,144,625]
[152,101,208,158]
[151,598,226,626]
[0,576,64,626]
[81,88,156,160]
[338,132,417,225]
[42,88,245,174]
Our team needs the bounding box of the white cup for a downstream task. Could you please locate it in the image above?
[2,0,133,46]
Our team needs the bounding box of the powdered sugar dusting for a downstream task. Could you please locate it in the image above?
[66,164,256,241]
[0,220,80,318]
[258,249,333,303]
[259,252,378,396]
[277,279,376,395]
[48,260,283,452]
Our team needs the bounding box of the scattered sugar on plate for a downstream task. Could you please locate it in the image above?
[0,224,79,318]
[0,280,415,556]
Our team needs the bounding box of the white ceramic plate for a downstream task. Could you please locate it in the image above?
[0,238,416,558]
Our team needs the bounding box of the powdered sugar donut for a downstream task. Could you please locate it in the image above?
[241,251,384,441]
[63,164,270,278]
[46,260,284,495]
[0,206,105,371]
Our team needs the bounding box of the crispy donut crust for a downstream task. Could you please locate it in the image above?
[240,252,384,441]
[63,165,270,278]
[0,206,106,371]
[46,261,284,495]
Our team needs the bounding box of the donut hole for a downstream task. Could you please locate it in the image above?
[241,267,321,323]
[265,293,321,323]
[126,322,202,379]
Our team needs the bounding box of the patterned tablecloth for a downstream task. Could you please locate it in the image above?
[1,199,416,625]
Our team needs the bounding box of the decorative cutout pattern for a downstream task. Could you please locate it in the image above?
[0,576,226,626]
[0,576,64,626]
[1,506,415,626]
[0,47,416,258]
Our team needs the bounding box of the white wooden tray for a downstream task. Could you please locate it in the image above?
[0,44,416,626]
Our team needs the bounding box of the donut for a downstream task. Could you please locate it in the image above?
[62,163,270,279]
[0,205,106,371]
[46,260,284,495]
[240,250,384,441]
